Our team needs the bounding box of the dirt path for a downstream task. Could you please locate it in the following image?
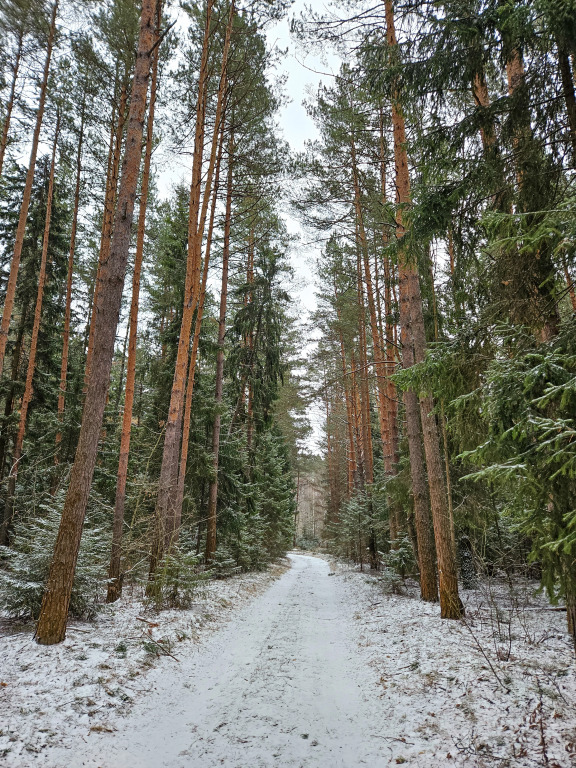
[56,554,387,767]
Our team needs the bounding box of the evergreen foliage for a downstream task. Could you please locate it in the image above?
[0,491,109,620]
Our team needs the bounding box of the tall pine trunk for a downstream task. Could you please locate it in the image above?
[174,118,225,528]
[0,30,23,177]
[35,0,156,645]
[0,0,59,379]
[150,0,234,574]
[334,291,357,496]
[84,79,128,389]
[385,0,461,616]
[55,102,85,467]
[1,111,60,545]
[107,9,161,603]
[350,137,391,477]
[205,131,233,562]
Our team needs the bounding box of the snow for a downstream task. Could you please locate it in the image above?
[2,554,576,767]
[0,562,289,765]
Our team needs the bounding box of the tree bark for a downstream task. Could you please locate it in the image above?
[335,297,357,497]
[0,309,26,484]
[84,79,128,390]
[1,110,60,545]
[150,0,234,575]
[35,0,156,645]
[0,0,59,380]
[55,102,85,466]
[472,70,496,150]
[0,30,23,178]
[107,7,161,603]
[385,0,461,614]
[557,43,576,161]
[378,104,399,471]
[350,137,393,481]
[174,115,226,530]
[205,131,233,563]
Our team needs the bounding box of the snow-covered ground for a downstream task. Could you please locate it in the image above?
[335,560,576,767]
[2,553,575,767]
[0,561,289,765]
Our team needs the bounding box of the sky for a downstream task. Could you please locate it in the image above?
[265,1,340,321]
[264,3,342,452]
[154,1,342,452]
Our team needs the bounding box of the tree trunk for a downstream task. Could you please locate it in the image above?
[107,8,161,603]
[350,348,364,487]
[562,255,576,312]
[399,306,437,602]
[174,115,226,530]
[35,0,156,645]
[410,269,461,616]
[506,46,559,340]
[0,308,26,484]
[245,235,255,455]
[385,0,461,614]
[557,43,576,161]
[84,79,128,390]
[472,70,496,150]
[0,31,23,177]
[55,105,85,468]
[1,111,60,545]
[0,0,59,379]
[150,0,234,576]
[350,139,392,478]
[336,315,357,497]
[378,104,399,470]
[205,135,233,562]
[356,249,378,569]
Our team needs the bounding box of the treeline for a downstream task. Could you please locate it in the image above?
[297,0,576,646]
[0,0,307,644]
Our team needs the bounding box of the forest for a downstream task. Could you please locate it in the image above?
[2,0,576,763]
[0,0,574,702]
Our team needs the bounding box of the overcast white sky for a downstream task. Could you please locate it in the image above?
[265,3,342,452]
[265,1,340,321]
[153,1,342,451]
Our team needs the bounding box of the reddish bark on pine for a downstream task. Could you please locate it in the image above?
[0,0,59,379]
[174,117,226,530]
[350,137,393,480]
[386,0,461,614]
[35,0,157,645]
[55,103,85,466]
[0,30,23,178]
[205,131,233,563]
[84,79,128,390]
[107,7,161,603]
[334,292,357,496]
[150,0,234,574]
[1,111,60,544]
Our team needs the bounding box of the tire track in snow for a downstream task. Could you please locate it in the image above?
[52,554,389,768]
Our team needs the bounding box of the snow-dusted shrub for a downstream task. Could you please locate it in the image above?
[146,549,206,609]
[384,535,416,578]
[209,544,242,579]
[0,495,109,620]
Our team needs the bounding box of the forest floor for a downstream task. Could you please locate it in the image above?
[1,553,576,767]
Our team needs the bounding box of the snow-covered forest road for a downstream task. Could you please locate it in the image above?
[64,553,387,767]
[5,552,575,767]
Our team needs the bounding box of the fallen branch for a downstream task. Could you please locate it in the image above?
[136,616,159,626]
[131,633,180,662]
